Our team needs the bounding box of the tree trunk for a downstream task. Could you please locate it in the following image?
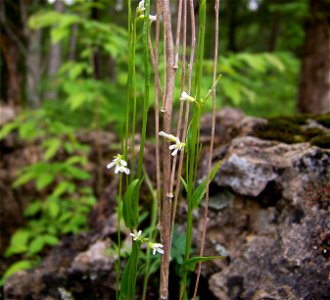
[297,0,330,114]
[45,0,65,100]
[0,0,23,105]
[228,0,238,52]
[20,0,42,108]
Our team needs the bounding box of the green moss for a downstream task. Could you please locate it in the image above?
[268,114,308,126]
[315,113,330,128]
[254,117,305,144]
[310,135,330,149]
[303,127,327,139]
[253,113,329,147]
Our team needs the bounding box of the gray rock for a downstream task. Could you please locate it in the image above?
[206,136,330,300]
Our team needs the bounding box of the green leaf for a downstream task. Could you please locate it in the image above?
[67,93,88,110]
[24,201,42,217]
[47,200,60,218]
[64,165,90,180]
[263,53,285,72]
[28,236,46,255]
[65,155,88,166]
[182,255,226,272]
[122,179,141,229]
[221,79,242,106]
[5,230,31,257]
[36,173,54,190]
[0,122,18,140]
[192,160,222,208]
[82,196,97,206]
[51,26,68,44]
[42,234,59,246]
[28,11,60,29]
[44,138,61,160]
[18,120,37,140]
[120,241,141,300]
[2,260,33,280]
[28,235,59,256]
[13,171,35,188]
[68,63,87,80]
[180,177,188,193]
[51,181,75,198]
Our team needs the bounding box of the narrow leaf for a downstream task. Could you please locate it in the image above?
[182,255,227,272]
[122,179,140,229]
[2,260,33,280]
[192,160,222,208]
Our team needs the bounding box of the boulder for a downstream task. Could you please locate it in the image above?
[203,136,330,299]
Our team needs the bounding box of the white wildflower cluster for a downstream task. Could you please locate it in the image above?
[137,0,157,23]
[159,131,185,156]
[129,229,164,255]
[107,154,130,175]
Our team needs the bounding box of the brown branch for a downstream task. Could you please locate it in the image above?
[160,0,176,298]
[154,0,162,230]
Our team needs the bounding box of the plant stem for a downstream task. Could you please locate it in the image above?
[137,0,150,179]
[180,0,206,298]
[160,0,175,298]
[116,173,123,300]
[193,0,220,298]
[130,18,137,182]
[170,0,196,245]
[141,166,159,300]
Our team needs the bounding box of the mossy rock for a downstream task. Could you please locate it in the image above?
[315,113,330,128]
[254,116,305,144]
[253,113,330,149]
[310,135,330,148]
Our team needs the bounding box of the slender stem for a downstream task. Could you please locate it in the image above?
[160,0,176,298]
[169,0,187,242]
[130,19,137,182]
[141,166,159,300]
[148,32,163,99]
[154,0,162,230]
[180,0,206,298]
[116,174,123,300]
[137,0,150,179]
[193,0,221,296]
[125,0,132,162]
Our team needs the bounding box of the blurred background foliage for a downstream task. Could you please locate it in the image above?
[1,0,311,125]
[1,0,329,284]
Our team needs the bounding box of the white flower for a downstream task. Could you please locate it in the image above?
[149,15,157,22]
[149,242,164,255]
[159,131,177,142]
[159,131,185,156]
[180,91,196,103]
[107,154,130,175]
[130,229,142,241]
[137,0,145,14]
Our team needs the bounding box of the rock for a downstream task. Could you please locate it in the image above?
[200,107,245,145]
[214,136,330,201]
[204,136,330,299]
[3,236,117,299]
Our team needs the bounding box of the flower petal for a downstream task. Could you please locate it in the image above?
[107,161,116,169]
[171,148,179,156]
[121,160,128,167]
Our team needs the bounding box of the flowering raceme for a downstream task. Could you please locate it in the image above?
[148,242,164,255]
[159,131,185,156]
[129,229,164,255]
[107,154,130,175]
